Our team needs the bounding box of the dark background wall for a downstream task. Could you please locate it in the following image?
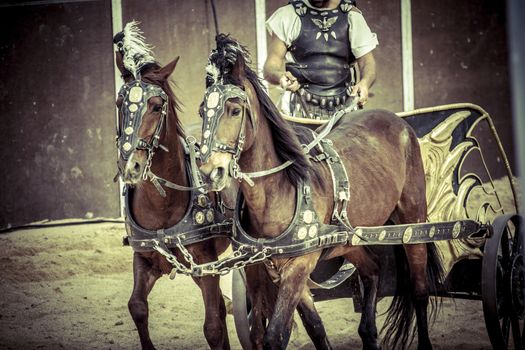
[0,1,118,228]
[0,0,515,229]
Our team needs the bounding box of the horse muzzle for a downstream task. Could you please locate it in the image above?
[121,152,148,184]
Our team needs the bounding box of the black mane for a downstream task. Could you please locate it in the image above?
[208,34,318,186]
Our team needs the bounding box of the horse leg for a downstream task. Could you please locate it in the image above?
[343,249,381,350]
[403,244,432,350]
[296,289,332,350]
[129,252,162,350]
[263,255,317,350]
[396,145,435,350]
[245,264,269,350]
[195,274,231,350]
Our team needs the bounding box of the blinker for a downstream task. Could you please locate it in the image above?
[117,80,168,161]
[200,84,247,163]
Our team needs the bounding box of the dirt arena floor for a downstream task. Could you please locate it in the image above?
[0,220,499,350]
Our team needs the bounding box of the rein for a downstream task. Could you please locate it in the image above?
[200,81,358,187]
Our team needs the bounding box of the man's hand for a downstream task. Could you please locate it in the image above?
[349,80,369,107]
[279,71,301,92]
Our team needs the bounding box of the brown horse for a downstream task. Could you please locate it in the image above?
[113,24,231,350]
[199,35,443,350]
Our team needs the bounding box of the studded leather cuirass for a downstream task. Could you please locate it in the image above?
[286,0,356,99]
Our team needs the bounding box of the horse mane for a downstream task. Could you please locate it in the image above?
[141,64,186,139]
[208,34,320,187]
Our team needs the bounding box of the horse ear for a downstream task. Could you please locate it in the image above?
[115,51,134,83]
[231,52,247,82]
[159,56,180,80]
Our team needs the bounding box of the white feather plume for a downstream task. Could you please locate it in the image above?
[121,20,156,77]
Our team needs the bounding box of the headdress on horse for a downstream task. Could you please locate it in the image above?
[113,20,156,79]
[200,35,253,164]
[113,22,168,163]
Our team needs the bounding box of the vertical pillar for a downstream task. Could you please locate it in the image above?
[401,0,414,111]
[255,0,267,86]
[507,0,525,212]
[111,0,124,217]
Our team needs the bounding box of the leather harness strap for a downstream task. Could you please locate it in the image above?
[124,138,232,253]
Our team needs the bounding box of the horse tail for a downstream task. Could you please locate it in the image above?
[381,243,444,349]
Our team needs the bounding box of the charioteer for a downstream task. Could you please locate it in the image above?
[263,0,378,119]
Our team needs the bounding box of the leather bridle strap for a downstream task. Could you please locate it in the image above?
[230,99,358,186]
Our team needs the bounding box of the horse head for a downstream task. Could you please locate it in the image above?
[113,21,182,185]
[198,34,260,191]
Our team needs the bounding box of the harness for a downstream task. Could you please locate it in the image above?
[116,80,205,196]
[195,83,487,279]
[124,137,233,275]
[117,79,232,276]
[200,82,358,259]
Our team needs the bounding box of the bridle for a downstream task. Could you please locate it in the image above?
[200,83,256,184]
[200,82,295,186]
[117,80,168,164]
[116,79,205,196]
[199,82,360,187]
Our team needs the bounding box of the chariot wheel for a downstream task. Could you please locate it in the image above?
[232,268,253,350]
[482,214,525,349]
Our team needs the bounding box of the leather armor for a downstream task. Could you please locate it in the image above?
[286,0,357,110]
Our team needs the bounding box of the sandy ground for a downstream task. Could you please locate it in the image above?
[0,222,498,350]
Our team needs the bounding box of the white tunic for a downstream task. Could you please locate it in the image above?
[266,0,379,61]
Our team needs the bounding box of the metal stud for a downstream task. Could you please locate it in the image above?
[429,226,436,238]
[379,230,386,241]
[124,127,133,135]
[129,104,138,112]
[129,86,143,103]
[303,210,314,224]
[402,227,413,243]
[207,109,215,118]
[197,194,207,207]
[194,211,205,224]
[297,226,307,240]
[308,225,318,238]
[207,91,220,108]
[452,222,461,238]
[203,130,211,139]
[123,142,132,152]
[201,145,209,154]
[206,210,214,223]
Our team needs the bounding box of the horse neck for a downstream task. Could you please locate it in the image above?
[237,112,296,238]
[132,110,190,230]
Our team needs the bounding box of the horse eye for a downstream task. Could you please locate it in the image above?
[152,105,162,113]
[232,108,241,116]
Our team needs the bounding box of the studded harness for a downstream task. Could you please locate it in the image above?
[117,79,233,276]
[196,83,488,265]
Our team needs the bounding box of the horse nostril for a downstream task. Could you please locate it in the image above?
[210,167,225,182]
[133,162,141,173]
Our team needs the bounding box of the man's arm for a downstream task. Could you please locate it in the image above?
[350,51,376,106]
[263,35,300,91]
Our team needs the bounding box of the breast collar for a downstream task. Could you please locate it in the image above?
[231,179,350,259]
[124,137,232,252]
